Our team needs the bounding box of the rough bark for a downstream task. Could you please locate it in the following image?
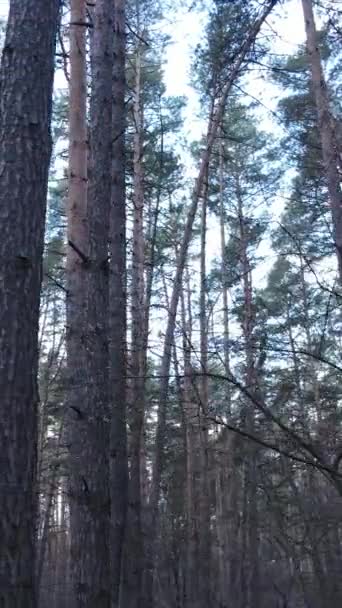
[236,176,259,608]
[76,0,117,602]
[109,1,129,605]
[0,2,59,606]
[66,1,94,605]
[219,135,231,413]
[198,170,211,608]
[214,431,238,607]
[301,0,342,281]
[144,4,278,606]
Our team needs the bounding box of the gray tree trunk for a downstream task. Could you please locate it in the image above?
[198,170,211,608]
[110,1,129,605]
[0,1,59,606]
[126,28,146,608]
[76,0,117,603]
[219,135,231,413]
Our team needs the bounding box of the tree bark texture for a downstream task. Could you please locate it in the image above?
[219,135,231,414]
[110,1,129,605]
[125,29,146,608]
[198,169,211,608]
[77,0,117,602]
[0,1,59,606]
[236,177,260,608]
[66,1,91,606]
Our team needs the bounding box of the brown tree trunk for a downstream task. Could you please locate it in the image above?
[236,176,260,608]
[110,1,129,605]
[67,0,114,604]
[0,2,59,606]
[198,170,211,608]
[301,0,342,281]
[219,135,231,413]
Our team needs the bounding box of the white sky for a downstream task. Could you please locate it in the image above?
[0,0,307,100]
[0,0,307,145]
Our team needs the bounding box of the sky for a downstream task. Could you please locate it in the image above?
[0,0,307,146]
[162,0,306,137]
[0,0,307,104]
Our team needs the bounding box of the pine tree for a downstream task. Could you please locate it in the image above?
[0,2,60,605]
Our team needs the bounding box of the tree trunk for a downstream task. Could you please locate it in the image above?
[301,0,342,281]
[198,169,211,608]
[0,2,59,606]
[110,1,129,605]
[37,422,64,606]
[66,0,93,605]
[236,176,260,608]
[68,0,114,603]
[126,26,146,608]
[219,134,231,413]
[80,0,118,602]
[180,283,200,608]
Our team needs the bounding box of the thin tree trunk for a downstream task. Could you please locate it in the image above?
[301,0,342,281]
[126,26,146,607]
[180,282,200,608]
[110,1,128,605]
[37,421,64,606]
[0,2,59,606]
[219,135,231,413]
[236,176,260,608]
[198,169,211,608]
[66,0,92,604]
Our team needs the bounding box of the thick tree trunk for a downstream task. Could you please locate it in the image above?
[68,0,114,604]
[110,1,129,605]
[78,0,118,602]
[0,2,59,606]
[66,1,93,605]
[301,0,342,281]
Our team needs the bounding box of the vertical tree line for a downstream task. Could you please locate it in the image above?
[1,0,342,607]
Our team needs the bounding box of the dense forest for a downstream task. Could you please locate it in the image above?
[0,0,342,607]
